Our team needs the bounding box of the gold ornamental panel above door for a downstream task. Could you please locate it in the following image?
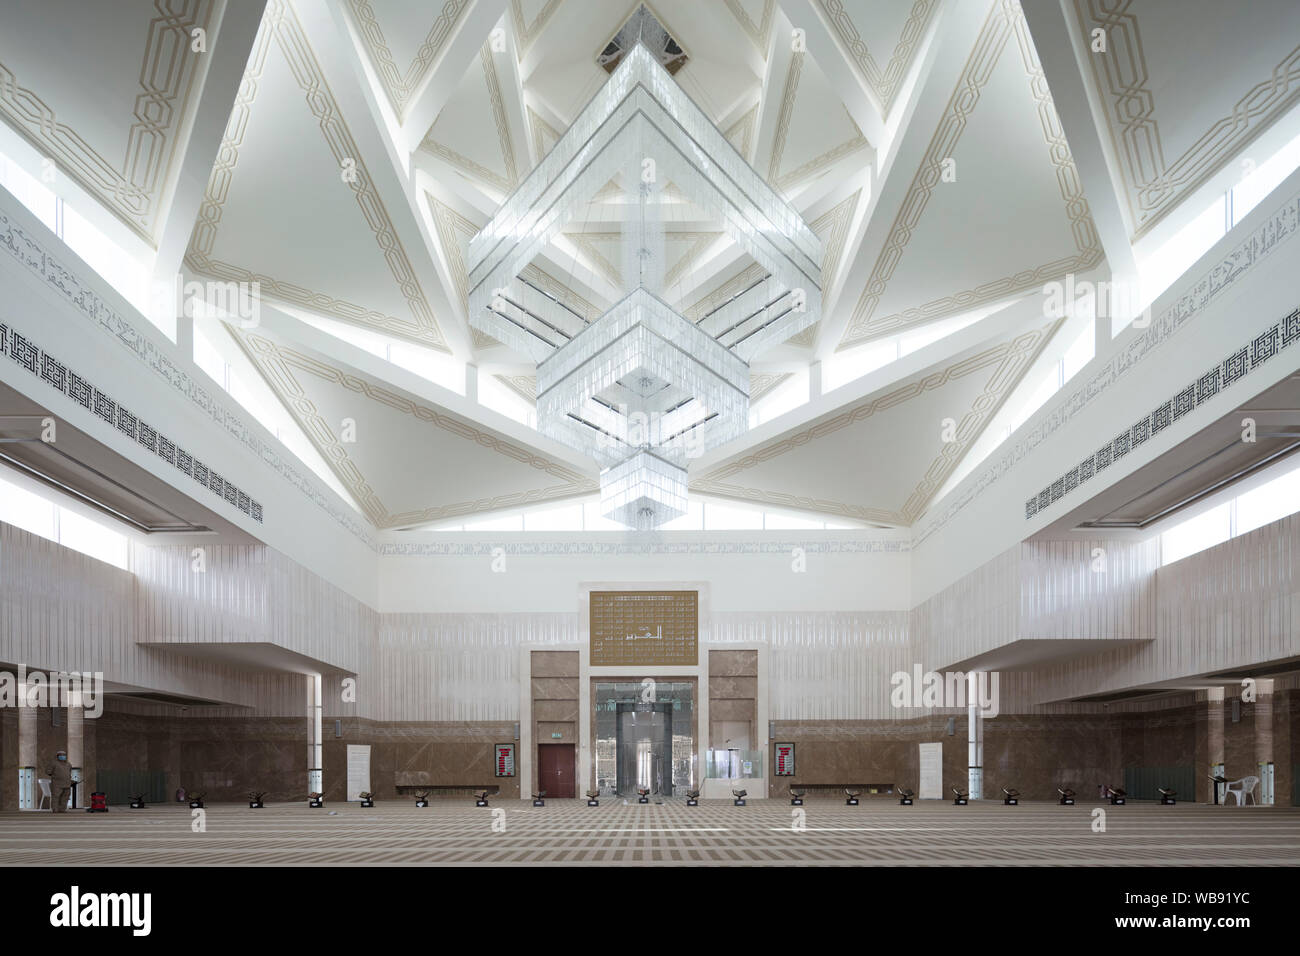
[590,591,698,666]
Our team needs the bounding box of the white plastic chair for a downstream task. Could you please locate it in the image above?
[36,778,51,810]
[1225,775,1259,805]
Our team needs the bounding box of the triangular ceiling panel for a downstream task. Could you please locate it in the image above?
[694,317,1062,524]
[186,1,447,350]
[768,52,870,194]
[422,45,518,194]
[0,0,216,245]
[231,325,595,529]
[837,3,1101,350]
[346,0,471,120]
[817,0,939,114]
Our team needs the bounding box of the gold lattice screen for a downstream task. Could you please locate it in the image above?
[589,590,698,666]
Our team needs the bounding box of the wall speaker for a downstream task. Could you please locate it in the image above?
[946,717,955,736]
[1231,699,1241,723]
[513,722,520,740]
[334,719,342,738]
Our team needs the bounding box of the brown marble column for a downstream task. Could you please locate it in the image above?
[307,674,323,797]
[17,685,36,809]
[1255,679,1274,805]
[66,691,84,809]
[1206,687,1224,803]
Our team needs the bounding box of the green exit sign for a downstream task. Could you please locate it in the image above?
[551,732,563,738]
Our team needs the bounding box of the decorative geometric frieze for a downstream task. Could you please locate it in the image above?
[0,323,263,524]
[1025,306,1300,520]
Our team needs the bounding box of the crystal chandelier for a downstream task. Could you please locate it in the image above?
[466,40,822,529]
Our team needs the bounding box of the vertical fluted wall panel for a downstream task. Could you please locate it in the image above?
[713,611,911,719]
[910,545,1020,668]
[6,510,1300,721]
[372,612,577,721]
[1019,538,1159,640]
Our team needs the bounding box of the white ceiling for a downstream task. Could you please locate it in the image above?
[2,0,1295,531]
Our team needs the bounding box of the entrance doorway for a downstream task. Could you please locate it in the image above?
[593,680,696,797]
[617,702,673,796]
[537,743,575,797]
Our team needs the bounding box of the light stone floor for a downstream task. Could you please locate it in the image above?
[1,798,1297,866]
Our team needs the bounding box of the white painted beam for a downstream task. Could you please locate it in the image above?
[153,0,269,357]
[817,0,994,359]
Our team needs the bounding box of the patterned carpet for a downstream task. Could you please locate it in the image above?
[2,799,1297,866]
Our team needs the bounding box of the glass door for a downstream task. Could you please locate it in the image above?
[617,702,672,796]
[594,681,695,797]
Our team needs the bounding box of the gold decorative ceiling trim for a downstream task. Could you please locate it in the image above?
[233,329,596,529]
[186,0,448,352]
[687,480,904,525]
[421,43,519,194]
[810,189,859,293]
[684,261,766,322]
[509,0,563,57]
[749,371,793,402]
[838,0,1101,351]
[767,51,870,194]
[818,0,938,114]
[778,190,857,351]
[785,321,819,349]
[724,102,759,162]
[896,320,1059,522]
[384,482,598,528]
[697,319,1062,525]
[470,327,503,350]
[346,0,470,120]
[527,105,563,163]
[723,0,775,54]
[662,232,724,289]
[0,0,213,245]
[427,193,477,308]
[519,263,602,323]
[1075,0,1300,239]
[496,373,537,402]
[564,232,625,289]
[426,193,502,350]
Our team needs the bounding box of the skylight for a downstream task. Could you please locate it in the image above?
[1159,453,1300,566]
[425,497,861,532]
[290,311,466,395]
[822,306,995,393]
[0,469,130,570]
[1133,127,1300,329]
[193,321,362,512]
[0,148,163,339]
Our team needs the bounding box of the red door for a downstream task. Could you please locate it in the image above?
[537,744,575,798]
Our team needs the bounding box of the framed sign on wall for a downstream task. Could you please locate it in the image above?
[774,742,796,776]
[495,743,516,777]
[590,590,698,666]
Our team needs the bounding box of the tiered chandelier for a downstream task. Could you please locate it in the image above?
[467,38,821,530]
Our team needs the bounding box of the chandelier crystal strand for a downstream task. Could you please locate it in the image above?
[468,42,822,529]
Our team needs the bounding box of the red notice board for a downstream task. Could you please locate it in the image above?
[495,743,516,777]
[775,743,795,776]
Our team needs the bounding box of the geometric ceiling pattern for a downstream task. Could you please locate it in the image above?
[4,0,1295,533]
[0,0,216,246]
[1071,0,1300,240]
[231,325,596,529]
[693,317,1062,525]
[837,0,1101,350]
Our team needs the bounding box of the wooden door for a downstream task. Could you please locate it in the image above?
[537,743,575,797]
